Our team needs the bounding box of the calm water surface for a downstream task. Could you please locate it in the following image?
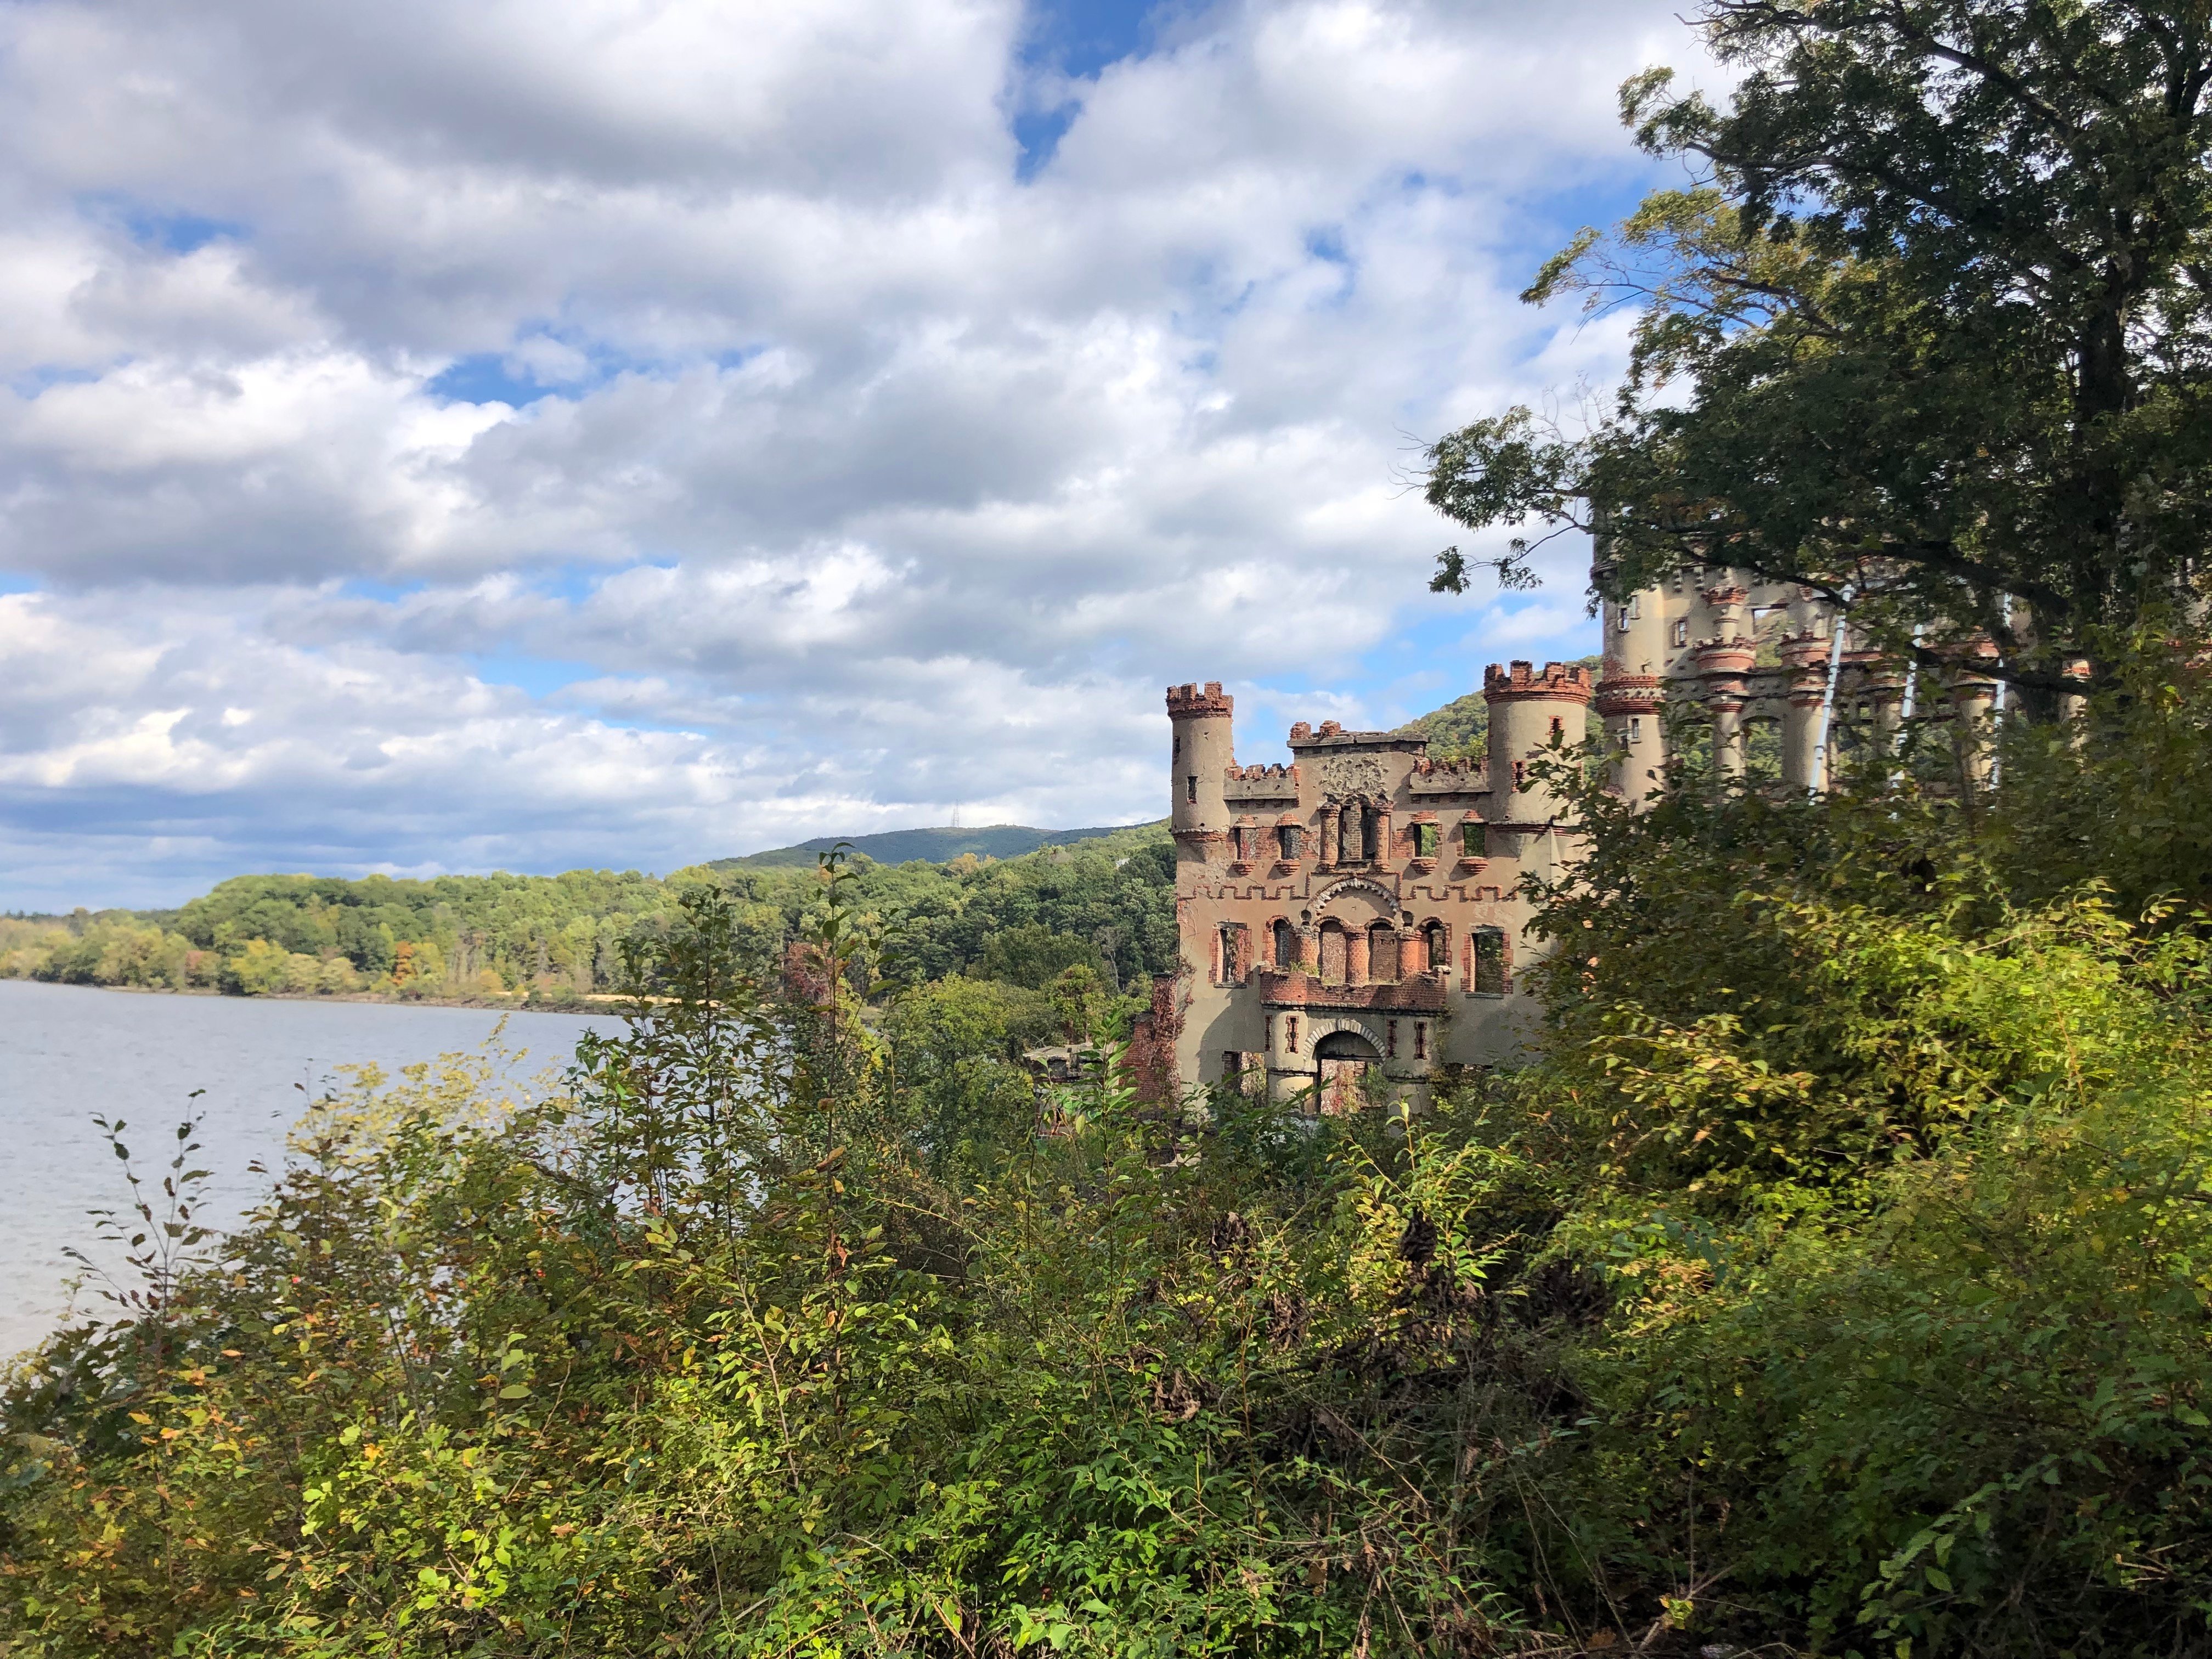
[0,981,621,1356]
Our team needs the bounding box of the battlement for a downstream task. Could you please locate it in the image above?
[1284,720,1428,752]
[1226,763,1299,802]
[1408,755,1486,795]
[1482,660,1594,703]
[1166,681,1233,717]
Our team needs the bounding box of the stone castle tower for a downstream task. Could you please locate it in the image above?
[1132,563,1995,1111]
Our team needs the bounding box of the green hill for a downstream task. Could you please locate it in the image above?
[709,822,1149,870]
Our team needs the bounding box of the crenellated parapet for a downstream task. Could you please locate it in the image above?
[1408,757,1486,797]
[1482,660,1594,704]
[1226,763,1299,803]
[1166,680,1233,716]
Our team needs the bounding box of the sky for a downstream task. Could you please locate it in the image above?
[0,0,1715,911]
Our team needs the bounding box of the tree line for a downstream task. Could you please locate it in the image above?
[0,824,1176,1008]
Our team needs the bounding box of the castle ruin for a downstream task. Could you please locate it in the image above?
[1131,567,1995,1110]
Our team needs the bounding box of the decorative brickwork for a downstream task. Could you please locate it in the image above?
[1483,659,1594,703]
[1593,673,1663,717]
[1166,680,1232,717]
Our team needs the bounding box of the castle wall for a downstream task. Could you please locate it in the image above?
[1146,669,1589,1112]
[1142,567,1993,1110]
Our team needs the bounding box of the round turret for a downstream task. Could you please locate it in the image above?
[1166,681,1235,840]
[1596,586,1668,802]
[1483,659,1594,823]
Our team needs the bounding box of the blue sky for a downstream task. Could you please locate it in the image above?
[0,0,1706,909]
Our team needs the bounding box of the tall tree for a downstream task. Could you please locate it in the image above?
[1428,1,2212,699]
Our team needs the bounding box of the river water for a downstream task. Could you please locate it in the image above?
[0,981,622,1357]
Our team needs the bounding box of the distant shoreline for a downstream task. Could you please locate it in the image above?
[12,980,628,1015]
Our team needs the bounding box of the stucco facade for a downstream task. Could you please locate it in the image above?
[1138,562,1990,1110]
[1137,661,1593,1112]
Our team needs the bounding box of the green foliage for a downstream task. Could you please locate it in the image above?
[1426,3,2212,697]
[0,823,1184,1006]
[13,685,2212,1656]
[0,878,1555,1656]
[3,913,205,990]
[975,922,1109,990]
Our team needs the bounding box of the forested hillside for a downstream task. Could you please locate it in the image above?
[714,821,1142,868]
[0,821,1175,1005]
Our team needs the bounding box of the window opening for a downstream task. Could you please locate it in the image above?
[1472,928,1506,995]
[1461,820,1480,856]
[1285,1016,1299,1053]
[1186,775,1197,803]
[1279,823,1300,859]
[1414,1022,1427,1059]
[1368,922,1398,984]
[1386,1019,1398,1058]
[1671,619,1690,647]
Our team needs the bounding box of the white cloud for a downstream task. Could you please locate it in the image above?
[0,0,1715,907]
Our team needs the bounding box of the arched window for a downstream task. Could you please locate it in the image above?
[1367,922,1398,984]
[1422,920,1447,972]
[1218,924,1240,984]
[1272,918,1296,969]
[1318,920,1348,985]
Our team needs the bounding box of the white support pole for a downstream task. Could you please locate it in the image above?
[1809,601,1850,796]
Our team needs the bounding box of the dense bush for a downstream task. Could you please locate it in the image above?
[9,658,2212,1656]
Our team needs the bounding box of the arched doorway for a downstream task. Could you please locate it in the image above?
[1313,1028,1380,1115]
